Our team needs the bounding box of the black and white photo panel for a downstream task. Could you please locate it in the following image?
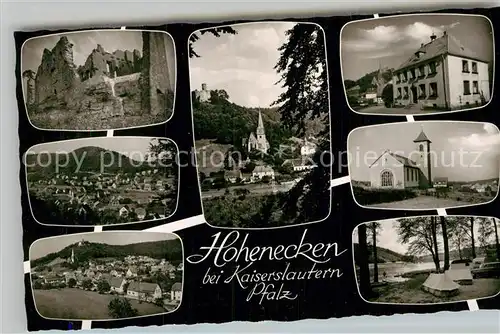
[347,121,500,210]
[352,216,500,304]
[340,14,494,116]
[21,30,176,131]
[29,231,183,321]
[23,136,179,226]
[189,22,331,229]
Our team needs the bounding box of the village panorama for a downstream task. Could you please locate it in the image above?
[348,121,500,210]
[25,137,178,226]
[353,216,500,304]
[21,30,176,131]
[30,232,183,320]
[189,22,331,228]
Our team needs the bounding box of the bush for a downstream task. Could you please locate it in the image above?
[353,186,417,205]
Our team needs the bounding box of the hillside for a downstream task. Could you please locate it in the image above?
[25,146,150,177]
[192,92,325,150]
[344,68,393,94]
[353,243,413,264]
[32,239,182,268]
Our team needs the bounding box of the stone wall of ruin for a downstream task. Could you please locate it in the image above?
[141,32,173,116]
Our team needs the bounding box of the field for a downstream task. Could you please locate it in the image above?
[366,273,500,304]
[33,288,166,320]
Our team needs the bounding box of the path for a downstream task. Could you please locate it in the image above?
[355,105,440,115]
[368,195,466,209]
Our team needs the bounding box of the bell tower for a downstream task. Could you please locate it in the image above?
[413,126,432,188]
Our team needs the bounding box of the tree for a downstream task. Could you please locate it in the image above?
[189,27,237,58]
[67,278,77,288]
[397,217,441,271]
[470,217,476,258]
[82,279,93,290]
[440,216,450,271]
[382,84,393,108]
[493,218,500,260]
[478,217,494,252]
[108,298,139,319]
[97,280,111,294]
[357,224,372,297]
[273,23,328,136]
[367,222,382,283]
[431,217,441,271]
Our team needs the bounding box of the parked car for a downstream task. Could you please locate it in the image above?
[471,257,486,270]
[471,262,500,279]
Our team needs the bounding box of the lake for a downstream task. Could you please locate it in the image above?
[368,261,443,282]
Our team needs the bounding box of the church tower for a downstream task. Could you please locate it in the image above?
[255,110,269,154]
[413,126,432,188]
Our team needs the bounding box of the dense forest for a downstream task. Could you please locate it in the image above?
[32,239,183,268]
[344,68,393,93]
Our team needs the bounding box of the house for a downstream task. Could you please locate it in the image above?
[369,128,432,189]
[346,85,361,97]
[135,207,147,220]
[282,158,316,173]
[300,139,317,156]
[224,170,242,183]
[392,31,491,110]
[171,282,182,301]
[108,277,127,294]
[252,165,275,180]
[127,282,162,302]
[363,88,378,102]
[119,206,129,217]
[126,267,138,278]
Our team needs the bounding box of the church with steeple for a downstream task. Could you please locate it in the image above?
[368,127,432,189]
[247,110,270,154]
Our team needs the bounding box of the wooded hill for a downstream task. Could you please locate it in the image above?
[32,239,182,268]
[353,242,415,264]
[344,68,393,94]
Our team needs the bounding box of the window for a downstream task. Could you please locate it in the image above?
[419,144,424,152]
[397,87,402,99]
[418,66,425,77]
[419,84,426,98]
[472,62,478,73]
[401,73,407,82]
[473,81,479,94]
[381,170,394,187]
[406,168,409,181]
[463,80,471,95]
[403,87,409,99]
[462,60,469,73]
[429,82,438,97]
[410,69,416,79]
[429,62,437,74]
[395,74,400,84]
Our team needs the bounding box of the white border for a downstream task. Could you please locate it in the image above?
[351,214,500,306]
[187,21,333,230]
[22,136,181,228]
[338,13,496,117]
[346,120,500,211]
[20,29,177,132]
[27,230,185,322]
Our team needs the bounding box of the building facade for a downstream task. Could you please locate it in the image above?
[369,128,432,189]
[247,110,270,154]
[392,31,491,111]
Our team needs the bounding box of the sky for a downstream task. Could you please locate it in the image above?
[25,137,169,161]
[189,22,297,108]
[348,122,500,182]
[22,30,176,88]
[341,15,494,80]
[31,231,178,260]
[352,217,497,255]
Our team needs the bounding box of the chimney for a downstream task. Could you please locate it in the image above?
[443,30,447,36]
[421,43,424,48]
[430,33,437,41]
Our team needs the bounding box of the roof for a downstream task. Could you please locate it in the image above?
[413,129,432,143]
[128,281,160,293]
[225,170,241,178]
[108,277,125,288]
[171,282,182,291]
[396,32,487,72]
[253,165,274,173]
[283,158,313,167]
[369,150,418,168]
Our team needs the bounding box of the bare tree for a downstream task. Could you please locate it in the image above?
[357,224,372,297]
[440,216,450,271]
[367,222,382,283]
